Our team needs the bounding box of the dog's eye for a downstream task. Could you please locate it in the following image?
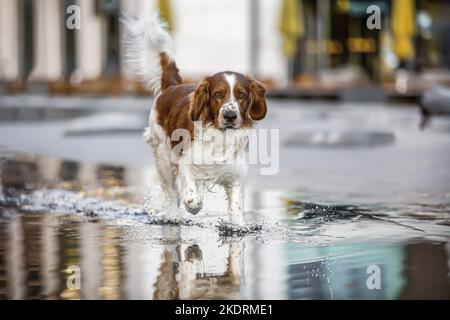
[214,92,223,99]
[238,92,246,99]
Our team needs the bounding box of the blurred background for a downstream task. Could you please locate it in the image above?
[0,0,449,99]
[1,0,450,300]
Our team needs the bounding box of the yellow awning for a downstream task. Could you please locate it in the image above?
[392,0,416,60]
[279,0,304,58]
[158,0,174,32]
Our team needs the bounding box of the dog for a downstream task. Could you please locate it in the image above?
[153,231,244,300]
[122,14,267,226]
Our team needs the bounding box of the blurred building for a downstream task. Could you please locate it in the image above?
[0,0,449,97]
[0,0,161,94]
[286,0,450,98]
[0,0,285,95]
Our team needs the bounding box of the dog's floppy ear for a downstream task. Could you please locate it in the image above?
[189,80,210,122]
[248,78,267,121]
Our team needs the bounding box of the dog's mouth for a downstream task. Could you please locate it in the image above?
[219,121,237,130]
[218,119,243,130]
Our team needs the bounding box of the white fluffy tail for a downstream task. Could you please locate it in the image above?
[121,13,174,97]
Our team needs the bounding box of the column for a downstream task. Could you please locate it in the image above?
[0,0,20,82]
[71,0,103,82]
[29,0,64,82]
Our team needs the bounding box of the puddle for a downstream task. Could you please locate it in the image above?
[1,153,450,299]
[1,102,450,299]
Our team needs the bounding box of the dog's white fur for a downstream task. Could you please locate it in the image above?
[146,108,249,225]
[123,14,249,225]
[121,13,174,97]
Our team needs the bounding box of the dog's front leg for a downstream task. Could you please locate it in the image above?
[225,182,245,226]
[228,239,244,285]
[178,165,203,215]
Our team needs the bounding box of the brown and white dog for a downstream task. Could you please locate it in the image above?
[123,14,267,226]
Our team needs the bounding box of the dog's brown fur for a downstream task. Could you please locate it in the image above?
[155,54,267,148]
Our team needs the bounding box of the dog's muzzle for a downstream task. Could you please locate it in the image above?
[220,101,240,129]
[223,110,238,129]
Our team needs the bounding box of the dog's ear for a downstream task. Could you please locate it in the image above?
[248,78,267,121]
[189,80,210,122]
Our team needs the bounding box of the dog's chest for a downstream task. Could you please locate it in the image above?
[181,128,249,183]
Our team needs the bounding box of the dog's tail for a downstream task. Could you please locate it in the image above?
[121,13,182,97]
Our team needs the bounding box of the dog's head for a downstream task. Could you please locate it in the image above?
[188,72,267,130]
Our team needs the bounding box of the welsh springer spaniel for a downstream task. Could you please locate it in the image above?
[123,14,267,226]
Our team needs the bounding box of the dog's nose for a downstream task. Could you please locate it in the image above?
[224,110,237,122]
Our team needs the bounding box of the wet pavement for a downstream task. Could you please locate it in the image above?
[0,99,450,299]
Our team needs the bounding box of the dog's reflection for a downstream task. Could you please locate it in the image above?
[153,231,243,300]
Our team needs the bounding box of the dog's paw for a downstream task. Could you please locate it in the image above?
[184,197,203,215]
[183,190,203,215]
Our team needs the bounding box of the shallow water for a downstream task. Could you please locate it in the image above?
[0,101,450,299]
[0,153,449,300]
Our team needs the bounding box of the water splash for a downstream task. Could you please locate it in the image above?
[216,219,263,236]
